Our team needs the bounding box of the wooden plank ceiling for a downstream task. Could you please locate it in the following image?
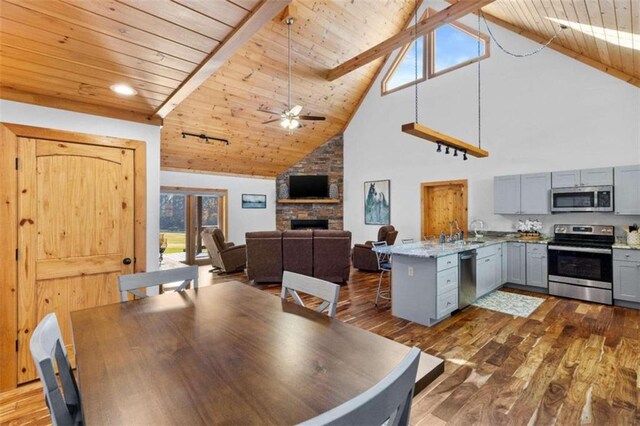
[483,0,640,87]
[161,0,415,177]
[0,0,266,124]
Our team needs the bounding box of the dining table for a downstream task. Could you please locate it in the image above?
[71,280,443,425]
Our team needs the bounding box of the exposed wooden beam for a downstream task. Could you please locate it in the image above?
[154,0,291,118]
[327,0,495,81]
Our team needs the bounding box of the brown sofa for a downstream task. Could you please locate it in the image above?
[246,231,283,283]
[201,228,247,273]
[246,230,352,284]
[313,230,352,283]
[282,230,313,276]
[352,225,398,272]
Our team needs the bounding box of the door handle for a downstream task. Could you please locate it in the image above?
[123,258,132,265]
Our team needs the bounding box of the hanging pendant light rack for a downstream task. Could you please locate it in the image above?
[402,123,487,158]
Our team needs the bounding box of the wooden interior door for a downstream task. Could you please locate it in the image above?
[17,138,135,383]
[421,180,468,240]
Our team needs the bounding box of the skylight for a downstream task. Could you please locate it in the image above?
[546,17,639,51]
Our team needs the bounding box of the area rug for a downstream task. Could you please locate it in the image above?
[473,290,544,318]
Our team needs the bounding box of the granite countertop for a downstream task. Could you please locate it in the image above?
[376,234,551,259]
[613,242,640,251]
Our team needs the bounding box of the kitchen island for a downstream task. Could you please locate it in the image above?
[379,236,549,327]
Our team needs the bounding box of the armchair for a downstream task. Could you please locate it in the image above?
[201,228,247,273]
[352,225,398,272]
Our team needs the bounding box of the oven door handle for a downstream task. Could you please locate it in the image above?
[548,245,612,254]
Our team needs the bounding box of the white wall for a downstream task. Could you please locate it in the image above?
[344,2,640,242]
[160,170,276,244]
[0,100,162,270]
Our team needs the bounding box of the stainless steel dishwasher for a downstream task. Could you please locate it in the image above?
[458,250,477,310]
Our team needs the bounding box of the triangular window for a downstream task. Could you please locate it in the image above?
[382,36,426,94]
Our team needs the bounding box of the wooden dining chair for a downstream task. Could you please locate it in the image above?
[118,266,199,302]
[281,271,340,318]
[298,347,420,426]
[30,313,83,426]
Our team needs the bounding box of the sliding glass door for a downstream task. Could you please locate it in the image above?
[160,188,227,266]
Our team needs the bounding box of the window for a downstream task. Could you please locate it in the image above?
[160,188,227,265]
[382,36,426,94]
[381,10,489,95]
[428,18,489,78]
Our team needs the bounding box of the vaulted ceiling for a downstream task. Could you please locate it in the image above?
[0,0,638,177]
[160,0,415,177]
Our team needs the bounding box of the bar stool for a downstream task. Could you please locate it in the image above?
[372,241,392,306]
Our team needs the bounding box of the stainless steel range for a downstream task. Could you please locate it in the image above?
[548,224,614,305]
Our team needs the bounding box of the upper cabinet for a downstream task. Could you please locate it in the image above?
[552,170,580,188]
[494,175,521,214]
[581,168,614,186]
[552,167,613,188]
[494,173,550,214]
[615,165,640,215]
[520,173,551,214]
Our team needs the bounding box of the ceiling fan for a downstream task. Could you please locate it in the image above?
[258,17,325,131]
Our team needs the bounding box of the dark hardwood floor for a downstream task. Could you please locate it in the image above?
[2,266,639,425]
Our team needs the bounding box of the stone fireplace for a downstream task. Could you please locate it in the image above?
[276,135,344,230]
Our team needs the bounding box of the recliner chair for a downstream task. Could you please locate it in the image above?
[352,225,398,272]
[201,228,246,273]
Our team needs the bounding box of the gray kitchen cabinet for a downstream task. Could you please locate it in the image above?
[476,254,496,298]
[501,242,508,285]
[526,244,548,288]
[507,242,526,285]
[494,175,521,214]
[552,168,613,188]
[495,244,506,287]
[552,170,580,188]
[613,249,640,302]
[615,165,640,215]
[613,260,640,302]
[520,173,551,214]
[581,167,613,186]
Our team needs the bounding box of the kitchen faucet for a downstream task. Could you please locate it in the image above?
[449,220,461,242]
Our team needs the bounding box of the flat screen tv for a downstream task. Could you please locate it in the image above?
[289,175,329,199]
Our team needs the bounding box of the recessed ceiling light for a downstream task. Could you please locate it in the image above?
[110,84,137,96]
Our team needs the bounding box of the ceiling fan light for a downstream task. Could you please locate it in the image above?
[289,118,299,129]
[280,118,291,129]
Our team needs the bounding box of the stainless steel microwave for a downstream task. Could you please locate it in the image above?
[551,186,613,213]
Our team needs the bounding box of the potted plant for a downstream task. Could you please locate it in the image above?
[517,219,543,240]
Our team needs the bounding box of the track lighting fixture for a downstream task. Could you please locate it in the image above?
[436,142,442,153]
[463,151,468,161]
[445,146,450,155]
[453,149,458,157]
[181,132,230,145]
